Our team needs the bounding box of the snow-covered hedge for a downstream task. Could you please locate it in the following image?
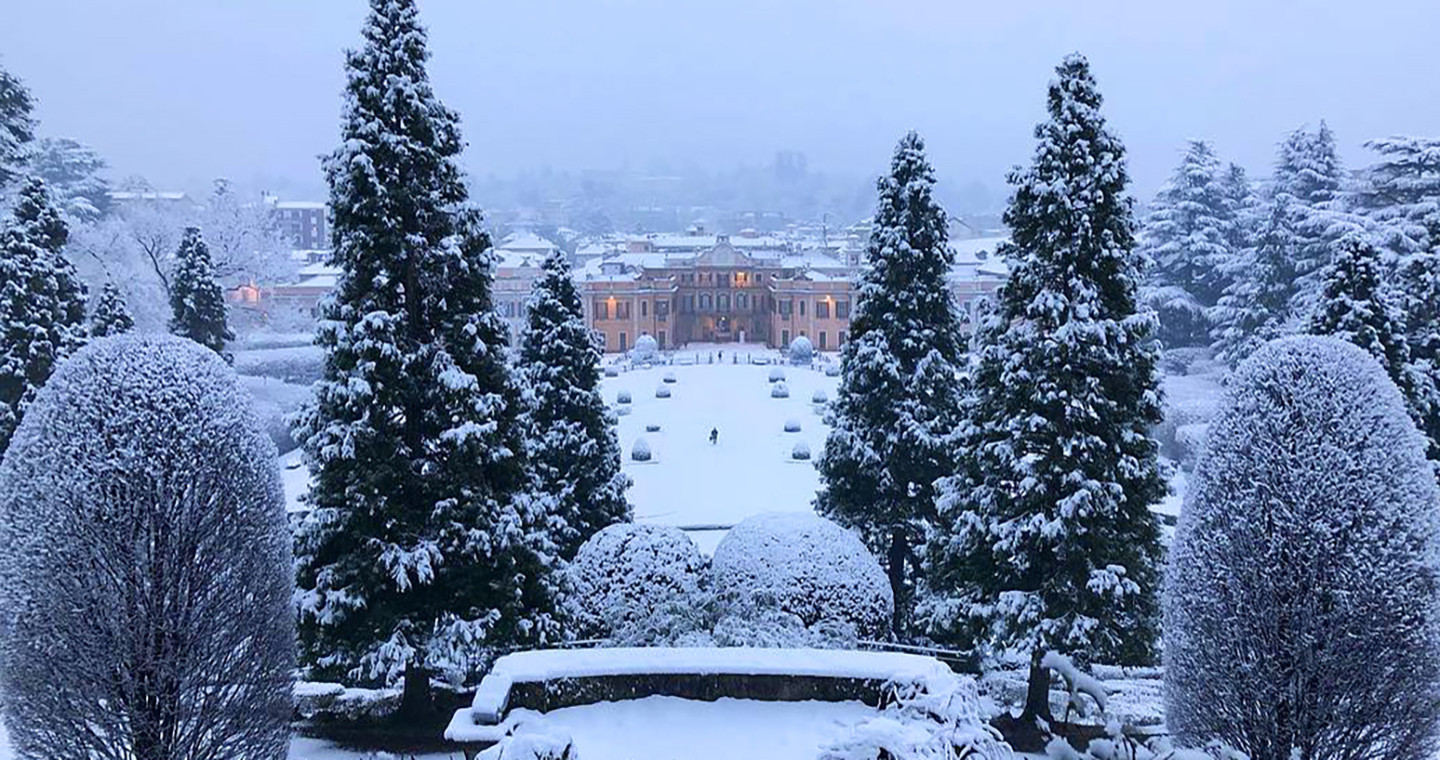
[784,418,802,432]
[645,423,661,432]
[768,367,786,383]
[631,437,652,461]
[770,381,790,398]
[1164,336,1440,759]
[616,389,632,404]
[629,334,659,362]
[712,513,892,639]
[789,335,814,365]
[604,366,619,377]
[825,364,841,377]
[663,371,677,384]
[820,670,1012,760]
[562,524,709,645]
[655,384,671,398]
[812,389,829,404]
[792,441,812,461]
[0,335,294,758]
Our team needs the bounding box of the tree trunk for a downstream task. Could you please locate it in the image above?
[1021,648,1053,723]
[887,527,908,637]
[397,661,433,721]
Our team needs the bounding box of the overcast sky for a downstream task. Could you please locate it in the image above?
[4,0,1437,200]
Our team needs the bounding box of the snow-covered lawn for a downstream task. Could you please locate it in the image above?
[503,696,872,760]
[598,354,838,552]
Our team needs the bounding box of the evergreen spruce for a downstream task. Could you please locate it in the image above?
[292,0,554,702]
[167,226,233,355]
[1309,237,1440,464]
[1210,197,1300,366]
[31,137,112,221]
[89,281,134,338]
[0,177,87,454]
[925,55,1165,728]
[518,249,631,562]
[1218,162,1260,259]
[1397,250,1440,367]
[1142,140,1233,304]
[1274,123,1354,313]
[0,64,34,189]
[816,131,966,636]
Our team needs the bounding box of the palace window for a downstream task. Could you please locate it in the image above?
[782,329,790,346]
[816,300,830,319]
[657,300,670,322]
[737,293,748,310]
[699,293,712,311]
[594,300,609,320]
[799,300,806,317]
[718,294,730,312]
[839,330,848,345]
[617,301,631,319]
[819,331,828,350]
[837,301,850,319]
[641,300,648,317]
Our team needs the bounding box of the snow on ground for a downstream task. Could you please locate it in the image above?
[599,345,838,551]
[506,696,872,760]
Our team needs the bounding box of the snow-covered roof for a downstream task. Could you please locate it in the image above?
[499,230,559,254]
[949,236,1011,280]
[273,200,326,210]
[107,190,189,202]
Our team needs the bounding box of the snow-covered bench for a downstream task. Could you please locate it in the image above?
[444,647,1011,759]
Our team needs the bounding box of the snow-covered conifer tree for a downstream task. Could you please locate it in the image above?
[1209,198,1300,366]
[1165,336,1440,760]
[0,335,294,760]
[1140,141,1233,345]
[292,0,554,705]
[815,131,966,635]
[0,177,87,454]
[31,137,111,222]
[1275,123,1357,313]
[925,54,1165,726]
[1309,237,1440,463]
[168,226,232,354]
[518,248,630,561]
[0,64,34,190]
[1354,136,1440,255]
[89,280,134,338]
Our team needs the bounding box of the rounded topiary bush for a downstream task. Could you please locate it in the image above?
[784,418,802,433]
[768,367,786,383]
[615,405,632,416]
[811,389,829,404]
[1164,336,1440,759]
[712,512,891,638]
[563,524,708,644]
[604,366,619,378]
[616,390,632,404]
[0,335,294,758]
[631,437,652,461]
[630,334,659,363]
[770,381,790,399]
[789,335,814,365]
[791,441,812,461]
[655,385,671,399]
[824,364,841,377]
[663,372,677,384]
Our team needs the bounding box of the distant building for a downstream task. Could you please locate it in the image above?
[106,190,195,209]
[268,199,329,250]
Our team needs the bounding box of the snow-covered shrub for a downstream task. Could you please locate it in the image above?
[784,418,802,432]
[231,344,325,384]
[663,371,677,384]
[712,512,892,639]
[1173,423,1209,471]
[711,591,855,649]
[562,524,709,645]
[603,365,619,377]
[1158,347,1210,376]
[655,384,671,398]
[770,381,790,398]
[789,335,814,365]
[645,423,661,432]
[768,366,787,383]
[616,389,632,404]
[631,437,652,461]
[1140,284,1209,349]
[812,389,829,404]
[820,671,1012,760]
[0,335,294,758]
[825,363,841,377]
[792,441,812,460]
[629,333,659,362]
[1164,336,1440,759]
[615,405,632,416]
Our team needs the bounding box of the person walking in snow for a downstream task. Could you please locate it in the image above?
[710,427,719,445]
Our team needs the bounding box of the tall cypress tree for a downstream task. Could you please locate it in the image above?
[168,226,232,355]
[925,55,1165,728]
[0,178,86,454]
[1309,237,1440,465]
[0,64,34,189]
[89,280,134,338]
[816,131,966,636]
[292,0,553,704]
[518,249,631,562]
